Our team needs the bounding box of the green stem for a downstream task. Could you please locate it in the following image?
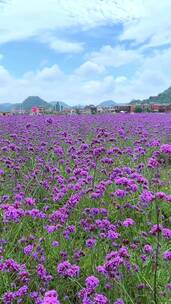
[153,200,160,304]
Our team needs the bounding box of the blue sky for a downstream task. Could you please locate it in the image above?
[0,0,171,105]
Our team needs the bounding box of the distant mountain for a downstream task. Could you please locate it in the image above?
[0,97,71,112]
[98,100,117,107]
[130,87,171,105]
[21,96,50,111]
[0,103,14,112]
[50,101,70,109]
[0,103,21,112]
[130,99,141,105]
[72,104,84,109]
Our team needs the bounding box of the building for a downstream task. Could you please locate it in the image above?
[82,105,97,114]
[97,106,103,113]
[114,105,132,113]
[53,102,64,112]
[130,105,136,113]
[0,112,12,116]
[150,104,160,112]
[158,104,171,112]
[149,104,171,112]
[31,107,40,115]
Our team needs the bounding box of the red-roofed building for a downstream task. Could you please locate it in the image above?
[31,107,40,114]
[150,104,160,112]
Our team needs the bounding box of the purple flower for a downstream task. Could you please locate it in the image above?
[119,247,130,257]
[57,261,80,278]
[25,197,36,206]
[140,190,154,207]
[93,293,108,304]
[86,238,96,248]
[122,218,135,227]
[147,157,159,169]
[46,118,53,124]
[96,265,106,275]
[107,230,120,240]
[0,169,4,175]
[150,224,162,235]
[114,299,125,304]
[42,290,60,304]
[52,241,59,247]
[144,244,153,254]
[166,283,171,290]
[66,265,80,277]
[3,291,15,303]
[37,264,52,282]
[141,255,148,262]
[85,276,99,290]
[162,228,171,238]
[23,244,34,255]
[163,251,171,261]
[156,192,167,200]
[160,144,171,154]
[15,285,28,297]
[111,189,127,198]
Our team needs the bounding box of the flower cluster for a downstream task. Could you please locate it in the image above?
[0,113,171,303]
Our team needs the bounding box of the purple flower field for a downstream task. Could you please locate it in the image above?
[0,113,171,304]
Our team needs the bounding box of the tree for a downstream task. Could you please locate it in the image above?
[55,102,60,112]
[135,106,142,113]
[75,108,80,114]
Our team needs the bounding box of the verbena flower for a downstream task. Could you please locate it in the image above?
[122,218,135,227]
[114,299,125,304]
[85,276,100,290]
[163,251,171,261]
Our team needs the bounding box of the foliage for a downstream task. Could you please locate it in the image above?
[135,106,143,113]
[0,113,171,304]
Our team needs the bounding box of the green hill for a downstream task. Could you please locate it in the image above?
[22,96,49,111]
[130,87,171,105]
[0,97,71,112]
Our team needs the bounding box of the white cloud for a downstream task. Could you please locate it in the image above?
[115,76,127,83]
[75,61,106,77]
[0,65,13,86]
[0,0,171,108]
[89,45,142,68]
[22,65,63,83]
[50,39,84,54]
[120,0,171,48]
[0,0,141,45]
[113,47,171,101]
[0,45,170,105]
[43,36,85,54]
[0,63,116,103]
[34,65,64,81]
